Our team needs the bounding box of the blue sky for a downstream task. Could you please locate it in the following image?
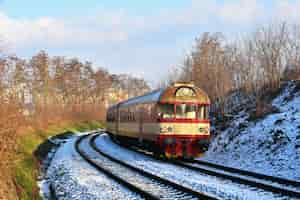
[0,0,299,85]
[0,1,189,17]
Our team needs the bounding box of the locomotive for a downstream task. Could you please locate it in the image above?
[106,82,210,158]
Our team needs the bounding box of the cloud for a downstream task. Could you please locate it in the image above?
[0,11,129,51]
[218,0,264,25]
[1,1,300,83]
[0,1,283,52]
[273,0,300,22]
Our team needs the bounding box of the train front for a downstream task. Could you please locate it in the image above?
[157,83,210,158]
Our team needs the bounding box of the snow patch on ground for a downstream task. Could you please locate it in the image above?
[202,81,300,181]
[44,135,140,200]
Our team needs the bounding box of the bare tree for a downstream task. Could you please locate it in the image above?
[190,32,233,114]
[252,23,288,91]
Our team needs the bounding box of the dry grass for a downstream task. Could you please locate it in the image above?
[0,101,105,200]
[0,104,22,200]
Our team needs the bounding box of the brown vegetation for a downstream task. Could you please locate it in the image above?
[0,50,150,199]
[168,23,300,117]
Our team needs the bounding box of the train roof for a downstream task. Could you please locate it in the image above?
[109,82,210,109]
[120,89,164,108]
[159,83,210,104]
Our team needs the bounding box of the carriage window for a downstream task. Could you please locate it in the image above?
[176,104,197,119]
[198,105,209,119]
[157,104,174,119]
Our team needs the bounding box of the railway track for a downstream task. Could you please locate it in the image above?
[191,159,300,188]
[75,134,217,200]
[103,133,300,199]
[173,159,300,198]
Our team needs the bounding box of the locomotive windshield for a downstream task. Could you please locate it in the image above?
[176,104,209,119]
[158,103,209,120]
[175,104,197,119]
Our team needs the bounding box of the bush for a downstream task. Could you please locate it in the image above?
[249,100,280,121]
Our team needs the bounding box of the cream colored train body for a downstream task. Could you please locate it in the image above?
[106,82,210,158]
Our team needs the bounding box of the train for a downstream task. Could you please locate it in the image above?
[106,82,211,158]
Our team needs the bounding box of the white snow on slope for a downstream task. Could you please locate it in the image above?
[45,136,141,200]
[202,81,300,181]
[95,134,288,200]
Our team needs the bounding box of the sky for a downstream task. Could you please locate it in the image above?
[0,0,300,85]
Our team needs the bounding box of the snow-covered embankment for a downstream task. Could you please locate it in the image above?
[202,81,300,181]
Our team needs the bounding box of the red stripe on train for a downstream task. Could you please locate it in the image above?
[157,134,210,139]
[159,101,210,105]
[158,119,210,123]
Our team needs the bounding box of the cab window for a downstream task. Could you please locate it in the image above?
[198,105,209,119]
[157,103,174,119]
[176,104,197,119]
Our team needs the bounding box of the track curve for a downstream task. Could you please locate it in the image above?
[75,134,158,200]
[75,134,217,200]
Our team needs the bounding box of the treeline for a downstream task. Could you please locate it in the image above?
[0,50,149,187]
[165,22,300,115]
[0,50,149,124]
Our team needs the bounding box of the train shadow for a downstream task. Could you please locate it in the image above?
[95,133,195,164]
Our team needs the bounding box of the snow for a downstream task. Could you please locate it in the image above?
[94,134,288,200]
[38,179,51,199]
[202,81,300,181]
[43,134,141,200]
[41,130,297,199]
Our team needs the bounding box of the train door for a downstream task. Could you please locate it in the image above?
[138,105,143,143]
[116,104,120,134]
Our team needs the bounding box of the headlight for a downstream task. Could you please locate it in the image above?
[160,126,173,133]
[160,127,167,133]
[199,127,209,134]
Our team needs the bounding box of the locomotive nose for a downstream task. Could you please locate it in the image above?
[164,137,176,145]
